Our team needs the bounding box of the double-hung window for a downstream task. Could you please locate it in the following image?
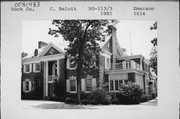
[23,79,31,93]
[109,79,128,91]
[24,64,31,73]
[70,79,76,92]
[34,63,41,72]
[85,79,92,91]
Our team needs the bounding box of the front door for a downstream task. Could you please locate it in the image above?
[48,83,55,97]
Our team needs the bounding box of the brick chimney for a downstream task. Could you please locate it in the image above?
[108,25,118,68]
[38,41,48,49]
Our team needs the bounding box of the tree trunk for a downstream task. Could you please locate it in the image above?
[76,21,92,104]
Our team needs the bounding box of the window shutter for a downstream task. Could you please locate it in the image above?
[29,64,32,72]
[33,63,35,72]
[23,65,25,73]
[92,78,96,90]
[29,81,32,92]
[66,79,70,92]
[66,59,70,69]
[81,79,85,91]
[23,81,25,92]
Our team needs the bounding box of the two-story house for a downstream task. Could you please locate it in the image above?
[21,26,156,100]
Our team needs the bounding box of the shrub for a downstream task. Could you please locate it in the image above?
[65,93,77,99]
[64,89,112,105]
[81,99,91,105]
[91,88,112,105]
[64,97,78,104]
[80,92,93,100]
[141,94,149,102]
[117,83,143,104]
[111,98,119,104]
[90,99,99,105]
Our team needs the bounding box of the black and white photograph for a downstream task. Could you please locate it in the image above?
[21,20,158,109]
[1,1,179,119]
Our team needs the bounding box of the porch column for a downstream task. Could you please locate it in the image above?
[130,60,135,69]
[122,61,126,69]
[57,59,60,76]
[45,61,48,97]
[43,62,46,98]
[140,58,143,70]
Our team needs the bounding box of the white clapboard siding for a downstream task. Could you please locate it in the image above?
[81,79,85,91]
[92,78,96,90]
[66,79,70,92]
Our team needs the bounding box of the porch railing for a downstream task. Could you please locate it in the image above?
[112,60,141,70]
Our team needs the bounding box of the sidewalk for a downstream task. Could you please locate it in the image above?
[21,98,157,110]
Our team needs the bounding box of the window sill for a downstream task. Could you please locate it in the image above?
[23,90,31,93]
[69,67,77,70]
[68,91,77,93]
[24,72,31,74]
[109,90,119,92]
[34,71,40,73]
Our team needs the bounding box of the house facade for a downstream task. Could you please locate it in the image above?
[21,26,157,100]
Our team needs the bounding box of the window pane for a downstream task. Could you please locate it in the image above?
[110,80,114,91]
[115,80,119,91]
[85,79,92,91]
[25,64,30,72]
[25,81,29,91]
[70,80,76,91]
[124,80,128,84]
[70,61,76,68]
[119,80,123,85]
[35,63,40,72]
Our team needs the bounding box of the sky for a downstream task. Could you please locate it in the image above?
[22,20,157,59]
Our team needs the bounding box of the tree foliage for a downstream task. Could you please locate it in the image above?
[48,20,118,104]
[150,21,157,75]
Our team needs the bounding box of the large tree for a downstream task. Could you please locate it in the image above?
[48,20,118,104]
[150,21,157,75]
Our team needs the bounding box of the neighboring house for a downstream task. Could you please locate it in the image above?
[21,26,156,100]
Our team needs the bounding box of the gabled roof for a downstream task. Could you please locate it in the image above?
[23,32,125,60]
[39,42,65,56]
[98,35,112,48]
[23,41,69,60]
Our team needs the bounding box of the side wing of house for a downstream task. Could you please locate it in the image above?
[21,42,66,100]
[98,25,125,89]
